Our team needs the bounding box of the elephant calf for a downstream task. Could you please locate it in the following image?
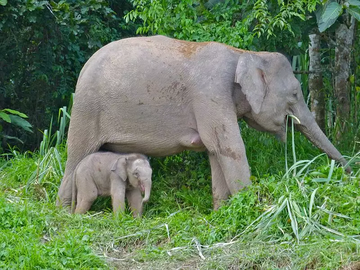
[71,152,152,217]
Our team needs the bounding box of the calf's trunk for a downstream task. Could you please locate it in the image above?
[142,180,152,203]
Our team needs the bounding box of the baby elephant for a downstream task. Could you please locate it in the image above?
[71,152,152,217]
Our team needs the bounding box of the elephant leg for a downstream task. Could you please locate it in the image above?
[215,133,251,194]
[75,197,96,214]
[126,188,143,218]
[56,173,73,207]
[111,180,126,214]
[75,193,97,214]
[74,178,98,214]
[208,153,230,210]
[57,122,103,207]
[195,103,251,207]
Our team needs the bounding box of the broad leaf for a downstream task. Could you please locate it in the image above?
[315,4,325,25]
[0,112,11,123]
[8,115,33,133]
[348,6,360,20]
[318,2,343,32]
[347,0,360,7]
[0,0,7,6]
[3,108,28,118]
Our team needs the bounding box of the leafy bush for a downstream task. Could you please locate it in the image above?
[0,108,32,153]
[0,0,136,150]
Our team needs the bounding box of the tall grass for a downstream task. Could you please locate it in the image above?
[24,105,71,201]
[234,118,360,245]
[23,94,72,200]
[237,153,360,244]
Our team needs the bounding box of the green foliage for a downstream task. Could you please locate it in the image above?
[0,194,107,268]
[0,108,32,152]
[0,109,32,132]
[0,150,37,189]
[125,0,253,48]
[39,105,71,156]
[348,1,360,20]
[317,1,343,32]
[27,105,71,202]
[248,0,316,38]
[125,0,319,52]
[0,0,135,151]
[317,0,360,32]
[0,104,70,202]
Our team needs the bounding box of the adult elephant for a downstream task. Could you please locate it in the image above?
[57,35,349,209]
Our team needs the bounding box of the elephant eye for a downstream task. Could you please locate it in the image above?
[288,91,298,104]
[292,91,298,99]
[133,171,139,178]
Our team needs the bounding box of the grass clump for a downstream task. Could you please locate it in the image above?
[0,192,108,268]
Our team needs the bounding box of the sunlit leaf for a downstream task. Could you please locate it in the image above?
[350,74,355,83]
[0,112,11,123]
[2,109,28,118]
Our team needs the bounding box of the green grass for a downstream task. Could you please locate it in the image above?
[0,124,359,269]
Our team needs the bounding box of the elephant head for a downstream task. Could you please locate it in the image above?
[126,157,153,203]
[234,52,349,171]
[111,155,153,202]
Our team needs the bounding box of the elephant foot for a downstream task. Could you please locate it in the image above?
[56,176,73,207]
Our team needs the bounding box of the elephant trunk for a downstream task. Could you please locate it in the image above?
[142,180,152,203]
[294,104,350,172]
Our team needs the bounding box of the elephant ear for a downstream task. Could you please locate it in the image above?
[234,53,268,114]
[111,157,127,182]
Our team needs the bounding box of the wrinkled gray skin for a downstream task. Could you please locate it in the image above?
[71,152,152,217]
[58,35,349,210]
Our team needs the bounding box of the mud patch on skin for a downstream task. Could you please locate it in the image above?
[214,129,241,160]
[220,147,240,160]
[177,40,208,58]
[169,81,186,93]
[157,81,188,101]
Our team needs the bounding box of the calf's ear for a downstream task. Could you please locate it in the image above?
[111,157,127,181]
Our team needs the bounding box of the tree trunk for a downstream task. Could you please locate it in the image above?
[308,33,325,132]
[334,18,355,140]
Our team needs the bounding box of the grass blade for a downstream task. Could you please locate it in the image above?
[327,159,335,182]
[309,188,318,218]
[287,199,299,242]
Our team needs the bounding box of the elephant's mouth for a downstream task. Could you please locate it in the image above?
[272,120,287,142]
[243,114,288,142]
[139,183,145,193]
